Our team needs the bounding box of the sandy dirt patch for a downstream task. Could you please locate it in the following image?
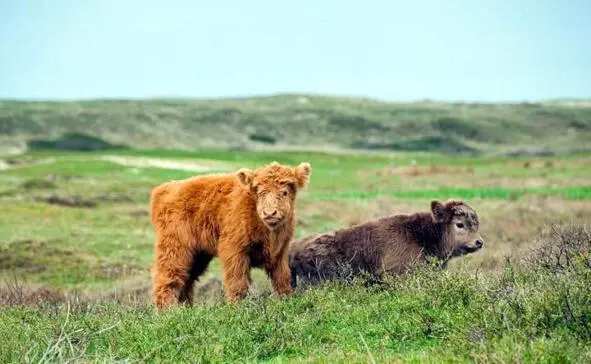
[101,155,224,173]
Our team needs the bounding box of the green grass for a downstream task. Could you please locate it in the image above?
[313,186,591,201]
[1,148,590,362]
[1,252,589,363]
[1,149,589,282]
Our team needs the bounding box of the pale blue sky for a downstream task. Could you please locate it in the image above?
[1,0,590,101]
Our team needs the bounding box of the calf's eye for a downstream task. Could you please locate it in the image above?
[456,223,465,229]
[282,190,288,197]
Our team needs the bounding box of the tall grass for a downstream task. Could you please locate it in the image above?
[1,224,589,362]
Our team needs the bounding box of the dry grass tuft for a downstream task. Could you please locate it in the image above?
[0,279,66,307]
[525,223,591,273]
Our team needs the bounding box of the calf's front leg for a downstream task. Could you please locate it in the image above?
[218,241,252,302]
[266,251,293,297]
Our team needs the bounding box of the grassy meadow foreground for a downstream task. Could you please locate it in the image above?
[0,148,590,362]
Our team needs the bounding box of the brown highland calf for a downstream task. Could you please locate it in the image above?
[150,161,311,308]
[289,200,483,288]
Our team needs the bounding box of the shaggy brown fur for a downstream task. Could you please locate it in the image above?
[150,161,311,308]
[289,200,483,288]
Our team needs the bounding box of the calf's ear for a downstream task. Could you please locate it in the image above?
[294,162,312,189]
[236,168,254,186]
[431,200,446,223]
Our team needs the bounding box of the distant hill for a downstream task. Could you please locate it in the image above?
[1,94,590,155]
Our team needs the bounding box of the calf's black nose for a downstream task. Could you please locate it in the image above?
[476,239,484,249]
[263,209,278,218]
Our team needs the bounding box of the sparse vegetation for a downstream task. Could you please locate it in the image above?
[1,95,591,155]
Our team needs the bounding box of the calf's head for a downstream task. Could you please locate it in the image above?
[431,200,484,257]
[237,161,311,230]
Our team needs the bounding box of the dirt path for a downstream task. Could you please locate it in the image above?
[101,155,221,173]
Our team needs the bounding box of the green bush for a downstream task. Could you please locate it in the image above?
[248,133,277,144]
[27,132,127,151]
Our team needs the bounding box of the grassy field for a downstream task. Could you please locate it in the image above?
[1,147,590,362]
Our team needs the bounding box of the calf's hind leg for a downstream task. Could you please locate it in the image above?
[152,233,196,310]
[179,252,214,306]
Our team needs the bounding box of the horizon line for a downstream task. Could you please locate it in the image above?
[1,92,590,104]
